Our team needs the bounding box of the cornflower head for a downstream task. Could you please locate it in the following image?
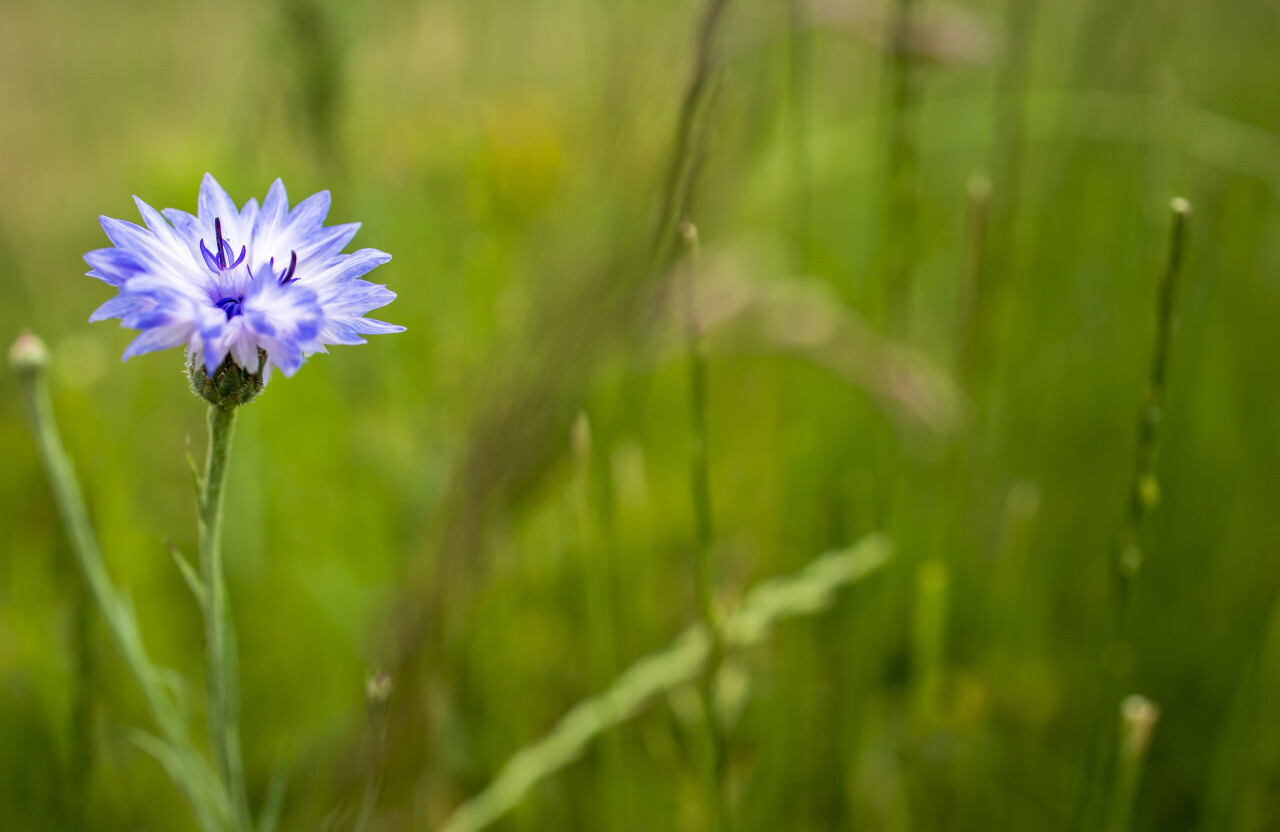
[87,173,403,404]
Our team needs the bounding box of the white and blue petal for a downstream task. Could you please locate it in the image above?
[122,320,195,361]
[85,248,148,285]
[89,292,155,323]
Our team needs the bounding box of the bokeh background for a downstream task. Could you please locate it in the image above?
[3,0,1280,829]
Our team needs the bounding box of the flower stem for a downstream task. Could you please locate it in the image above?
[10,333,229,831]
[199,403,251,831]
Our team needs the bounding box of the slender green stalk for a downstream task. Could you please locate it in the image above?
[10,333,230,832]
[955,172,992,389]
[911,559,949,728]
[1114,197,1190,630]
[572,411,621,689]
[878,0,921,332]
[680,220,730,831]
[648,2,737,818]
[652,0,730,273]
[199,403,252,831]
[787,0,811,275]
[1106,695,1161,832]
[1073,198,1190,830]
[569,411,632,830]
[355,671,392,832]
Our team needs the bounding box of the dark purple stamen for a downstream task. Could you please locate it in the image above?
[214,218,227,269]
[200,217,247,274]
[216,295,245,319]
[267,250,300,285]
[280,250,298,285]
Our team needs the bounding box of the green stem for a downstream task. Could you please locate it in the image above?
[199,403,251,831]
[11,336,229,831]
[1073,198,1190,830]
[680,221,731,832]
[651,0,730,274]
[1106,696,1160,832]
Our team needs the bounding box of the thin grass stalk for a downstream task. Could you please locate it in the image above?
[1112,196,1190,677]
[680,219,731,831]
[570,412,631,830]
[955,172,992,389]
[652,0,731,274]
[355,672,391,832]
[199,403,252,831]
[1073,198,1190,830]
[10,334,230,832]
[1105,695,1161,832]
[572,412,621,688]
[650,8,737,821]
[928,174,994,597]
[873,0,925,597]
[788,0,812,274]
[877,0,921,332]
[932,172,992,584]
[911,559,949,727]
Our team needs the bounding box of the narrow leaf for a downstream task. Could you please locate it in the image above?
[153,666,190,723]
[164,539,206,610]
[131,730,226,832]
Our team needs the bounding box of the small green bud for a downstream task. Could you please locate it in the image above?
[188,352,265,407]
[8,331,50,377]
[365,670,392,714]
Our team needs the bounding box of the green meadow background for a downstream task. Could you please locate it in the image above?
[3,0,1280,829]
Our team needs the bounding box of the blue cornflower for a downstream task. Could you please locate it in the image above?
[87,173,403,379]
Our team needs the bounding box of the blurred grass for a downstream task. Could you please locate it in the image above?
[3,0,1280,830]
